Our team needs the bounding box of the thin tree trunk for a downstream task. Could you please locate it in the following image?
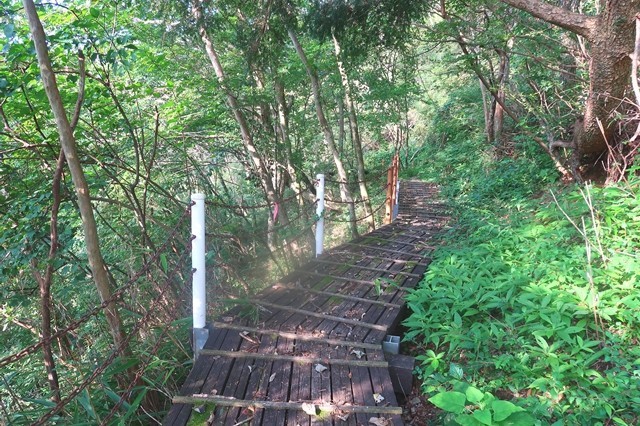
[274,79,303,203]
[288,27,358,237]
[22,0,127,352]
[479,79,494,143]
[191,0,287,226]
[332,31,375,232]
[494,49,510,145]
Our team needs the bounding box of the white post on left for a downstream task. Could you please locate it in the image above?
[191,193,208,359]
[315,174,325,257]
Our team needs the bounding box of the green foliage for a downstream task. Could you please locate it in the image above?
[429,383,535,425]
[404,102,640,423]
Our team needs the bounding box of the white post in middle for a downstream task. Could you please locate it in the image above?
[315,174,325,257]
[191,193,208,359]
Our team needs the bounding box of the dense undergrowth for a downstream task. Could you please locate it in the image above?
[403,115,640,424]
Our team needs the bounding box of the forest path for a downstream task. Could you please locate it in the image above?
[164,180,449,426]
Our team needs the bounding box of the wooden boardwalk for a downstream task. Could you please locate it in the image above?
[164,181,448,425]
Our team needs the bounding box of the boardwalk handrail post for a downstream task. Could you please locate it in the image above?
[384,164,393,224]
[191,193,208,360]
[393,154,400,220]
[315,174,325,257]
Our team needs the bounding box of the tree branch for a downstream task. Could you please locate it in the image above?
[498,0,597,39]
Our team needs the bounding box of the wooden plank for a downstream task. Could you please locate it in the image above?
[245,299,389,331]
[360,236,436,248]
[221,334,271,425]
[326,251,431,267]
[288,355,312,425]
[262,336,295,425]
[199,350,388,368]
[311,259,422,278]
[310,350,332,426]
[162,328,230,425]
[211,322,381,350]
[272,283,403,309]
[330,347,357,425]
[172,395,403,414]
[202,332,243,422]
[343,242,432,258]
[299,270,403,289]
[369,367,404,426]
[348,364,373,424]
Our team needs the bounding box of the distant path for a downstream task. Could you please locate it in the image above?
[164,180,449,426]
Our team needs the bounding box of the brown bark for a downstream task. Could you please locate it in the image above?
[191,0,289,226]
[457,39,570,176]
[287,27,359,238]
[22,0,127,351]
[498,0,639,171]
[493,49,510,145]
[332,31,376,233]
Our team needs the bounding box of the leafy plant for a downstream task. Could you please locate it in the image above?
[429,383,535,426]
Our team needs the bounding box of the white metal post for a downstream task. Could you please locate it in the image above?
[315,174,325,257]
[191,193,208,359]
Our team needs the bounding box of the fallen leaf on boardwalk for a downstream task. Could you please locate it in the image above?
[368,417,390,426]
[335,412,350,421]
[315,363,328,373]
[269,373,276,382]
[301,403,317,416]
[350,349,365,359]
[247,365,253,373]
[373,393,385,404]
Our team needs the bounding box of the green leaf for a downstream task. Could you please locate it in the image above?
[160,253,168,273]
[472,408,492,425]
[449,363,464,379]
[528,377,548,389]
[498,411,536,426]
[455,414,484,426]
[428,391,467,414]
[78,389,97,419]
[89,7,100,17]
[492,400,524,422]
[465,386,484,404]
[3,24,15,39]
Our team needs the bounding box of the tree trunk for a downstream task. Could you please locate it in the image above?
[22,0,127,352]
[498,0,639,173]
[480,78,495,143]
[191,0,288,226]
[494,49,510,145]
[287,28,359,238]
[331,31,375,232]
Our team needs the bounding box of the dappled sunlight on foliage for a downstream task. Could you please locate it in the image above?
[404,123,640,423]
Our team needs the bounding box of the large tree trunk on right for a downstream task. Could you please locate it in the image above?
[579,5,636,158]
[498,0,639,174]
